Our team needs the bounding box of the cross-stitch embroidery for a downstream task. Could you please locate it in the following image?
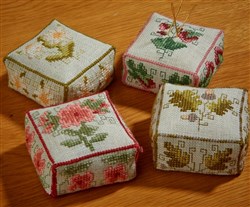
[104,164,128,184]
[37,98,110,151]
[126,59,156,89]
[151,20,204,60]
[204,148,232,170]
[167,89,235,131]
[68,172,94,192]
[164,142,190,168]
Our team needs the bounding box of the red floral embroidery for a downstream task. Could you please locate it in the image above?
[33,148,46,175]
[205,61,215,78]
[157,23,170,36]
[178,28,199,43]
[25,126,35,154]
[68,172,94,192]
[214,46,223,66]
[58,104,94,128]
[104,164,128,184]
[38,112,56,134]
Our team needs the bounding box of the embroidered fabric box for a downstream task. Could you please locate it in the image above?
[25,91,141,196]
[122,12,224,92]
[4,20,115,107]
[150,83,249,175]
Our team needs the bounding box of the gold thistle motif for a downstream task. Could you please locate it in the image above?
[164,142,190,168]
[207,97,233,115]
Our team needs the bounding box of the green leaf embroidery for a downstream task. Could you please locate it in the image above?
[62,128,79,136]
[90,133,108,143]
[61,139,82,147]
[185,29,203,38]
[126,59,156,88]
[162,72,191,85]
[207,97,233,115]
[151,37,187,51]
[102,153,134,165]
[79,123,98,136]
[63,161,92,177]
[169,90,202,112]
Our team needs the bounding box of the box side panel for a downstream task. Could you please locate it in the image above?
[56,148,137,196]
[122,54,194,93]
[25,114,53,195]
[67,49,115,101]
[196,31,224,87]
[238,91,249,172]
[156,135,241,175]
[4,59,64,106]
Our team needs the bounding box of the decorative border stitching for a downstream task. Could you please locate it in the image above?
[194,30,224,86]
[122,12,224,89]
[27,90,140,196]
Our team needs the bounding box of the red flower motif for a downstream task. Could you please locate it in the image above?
[205,61,215,78]
[138,78,156,89]
[58,104,94,128]
[25,126,35,154]
[33,148,45,175]
[178,29,199,43]
[104,164,128,184]
[156,23,170,36]
[214,46,223,65]
[68,172,94,192]
[38,112,55,134]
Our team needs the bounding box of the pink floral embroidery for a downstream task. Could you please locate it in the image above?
[214,46,223,66]
[104,164,128,184]
[178,28,199,43]
[33,148,46,175]
[25,126,35,154]
[157,23,171,36]
[205,61,215,78]
[58,104,95,128]
[68,172,94,192]
[38,112,56,134]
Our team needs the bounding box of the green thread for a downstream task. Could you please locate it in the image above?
[102,152,135,165]
[62,161,92,177]
[162,72,191,85]
[151,37,187,51]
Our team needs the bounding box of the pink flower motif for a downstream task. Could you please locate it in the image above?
[25,126,35,154]
[104,164,128,184]
[68,172,94,192]
[178,29,199,43]
[58,104,95,128]
[33,148,46,175]
[214,46,223,66]
[38,112,55,134]
[157,23,170,36]
[205,61,215,78]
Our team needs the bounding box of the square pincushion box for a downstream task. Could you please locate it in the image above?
[4,20,115,107]
[150,83,249,175]
[25,91,141,196]
[122,12,224,92]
